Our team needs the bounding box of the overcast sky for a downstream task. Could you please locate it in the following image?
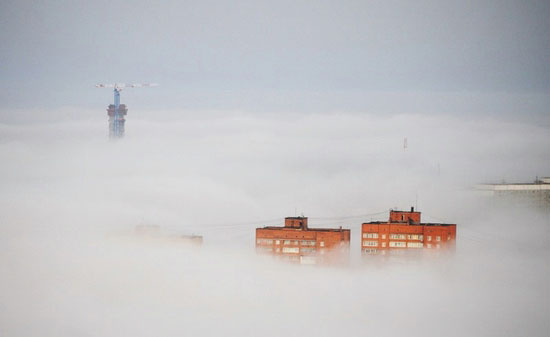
[1,0,549,116]
[1,2,550,335]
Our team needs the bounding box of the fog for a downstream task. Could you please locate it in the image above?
[1,0,549,334]
[0,110,549,336]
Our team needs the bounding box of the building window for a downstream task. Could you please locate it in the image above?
[389,241,406,248]
[447,235,451,241]
[436,236,441,241]
[426,243,432,248]
[319,241,325,247]
[381,234,386,239]
[275,240,280,245]
[363,241,378,247]
[389,234,406,240]
[300,247,316,253]
[282,247,299,253]
[256,239,273,245]
[364,248,378,254]
[363,233,379,239]
[381,242,386,248]
[283,240,291,245]
[427,236,432,241]
[407,242,423,248]
[408,234,423,240]
[301,240,316,246]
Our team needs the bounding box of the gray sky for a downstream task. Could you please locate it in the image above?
[1,0,549,115]
[1,2,550,334]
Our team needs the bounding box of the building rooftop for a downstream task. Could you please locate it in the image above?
[364,221,455,227]
[260,226,349,232]
[476,177,550,190]
[258,216,349,232]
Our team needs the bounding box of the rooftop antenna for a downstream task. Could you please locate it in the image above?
[96,83,158,138]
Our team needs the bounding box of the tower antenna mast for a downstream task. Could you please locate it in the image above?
[96,83,158,138]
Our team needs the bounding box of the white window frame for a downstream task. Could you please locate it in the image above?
[363,233,379,239]
[282,247,299,253]
[363,240,378,247]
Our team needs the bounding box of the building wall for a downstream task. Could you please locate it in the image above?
[256,227,350,264]
[361,222,456,254]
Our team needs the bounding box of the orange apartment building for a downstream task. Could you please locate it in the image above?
[256,217,350,264]
[361,208,456,254]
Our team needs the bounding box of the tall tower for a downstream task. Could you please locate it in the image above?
[96,83,157,139]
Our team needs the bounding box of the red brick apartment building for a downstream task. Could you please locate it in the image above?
[361,208,456,254]
[256,217,350,264]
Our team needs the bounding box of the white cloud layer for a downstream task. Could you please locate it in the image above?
[1,111,549,336]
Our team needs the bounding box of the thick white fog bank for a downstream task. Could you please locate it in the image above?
[1,111,549,336]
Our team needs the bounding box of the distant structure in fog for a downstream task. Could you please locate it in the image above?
[476,177,550,208]
[96,83,158,138]
[134,225,203,245]
[361,208,456,255]
[106,103,128,138]
[256,217,350,264]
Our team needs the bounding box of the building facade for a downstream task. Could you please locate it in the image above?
[361,208,456,255]
[256,217,350,264]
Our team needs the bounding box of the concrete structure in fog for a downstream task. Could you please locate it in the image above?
[476,177,550,208]
[256,217,350,264]
[134,225,203,245]
[361,208,456,255]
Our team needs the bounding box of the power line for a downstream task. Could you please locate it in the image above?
[161,210,389,233]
